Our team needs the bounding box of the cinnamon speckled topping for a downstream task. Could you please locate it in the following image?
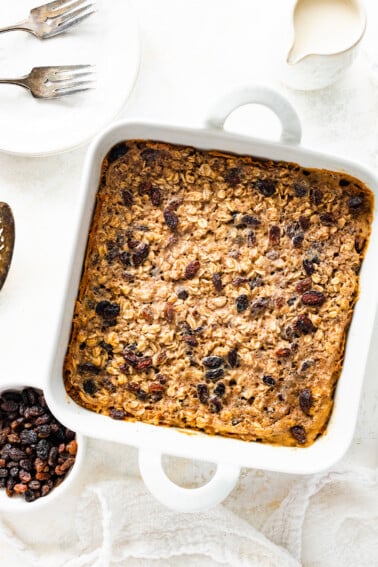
[63,140,373,447]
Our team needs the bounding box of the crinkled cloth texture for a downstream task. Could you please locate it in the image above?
[0,456,377,567]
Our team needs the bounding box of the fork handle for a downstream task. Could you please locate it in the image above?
[0,77,30,90]
[0,20,34,36]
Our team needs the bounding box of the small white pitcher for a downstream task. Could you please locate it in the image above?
[281,0,366,90]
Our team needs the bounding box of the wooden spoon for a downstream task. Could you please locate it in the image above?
[0,202,15,291]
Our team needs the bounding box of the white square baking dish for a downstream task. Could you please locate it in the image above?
[45,87,378,512]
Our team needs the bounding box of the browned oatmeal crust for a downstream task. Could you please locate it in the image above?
[63,140,374,447]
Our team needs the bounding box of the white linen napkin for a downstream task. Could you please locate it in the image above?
[0,462,376,567]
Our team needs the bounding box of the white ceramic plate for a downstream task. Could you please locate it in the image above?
[0,0,139,156]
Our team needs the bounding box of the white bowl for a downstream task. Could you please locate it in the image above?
[0,384,86,512]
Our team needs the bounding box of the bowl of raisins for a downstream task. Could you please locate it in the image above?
[0,385,86,510]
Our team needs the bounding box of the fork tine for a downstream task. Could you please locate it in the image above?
[53,71,95,82]
[50,64,94,78]
[49,64,94,73]
[44,8,95,37]
[45,0,91,18]
[44,0,86,11]
[56,5,95,26]
[53,82,95,97]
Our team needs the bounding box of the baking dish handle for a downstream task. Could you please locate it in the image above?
[206,85,302,145]
[138,449,240,513]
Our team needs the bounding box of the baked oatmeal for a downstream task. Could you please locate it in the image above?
[63,140,374,447]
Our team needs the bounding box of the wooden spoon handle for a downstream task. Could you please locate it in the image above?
[0,203,15,291]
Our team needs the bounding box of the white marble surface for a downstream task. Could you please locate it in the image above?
[0,1,377,565]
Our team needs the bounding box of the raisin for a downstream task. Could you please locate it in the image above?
[36,440,50,460]
[150,187,161,206]
[262,375,276,386]
[292,233,304,248]
[319,212,335,226]
[214,382,226,398]
[167,199,183,212]
[20,430,38,445]
[236,294,249,313]
[339,178,350,187]
[287,297,297,306]
[108,143,129,163]
[24,405,42,419]
[163,209,179,231]
[136,357,152,370]
[0,469,8,478]
[249,275,263,289]
[138,181,152,196]
[9,468,19,479]
[123,349,152,370]
[109,408,126,420]
[355,236,366,253]
[227,348,239,368]
[232,276,249,287]
[197,383,209,404]
[128,239,140,249]
[290,425,307,444]
[78,363,101,375]
[141,148,161,164]
[294,183,308,197]
[247,231,257,247]
[269,225,280,245]
[286,221,300,239]
[347,195,364,211]
[208,397,222,413]
[224,167,242,186]
[255,178,276,197]
[212,272,223,292]
[2,391,21,402]
[177,288,189,300]
[21,388,38,406]
[299,215,310,231]
[28,480,41,491]
[19,459,32,471]
[303,259,315,276]
[205,368,225,382]
[119,251,131,266]
[95,301,120,320]
[250,297,270,317]
[121,190,133,208]
[202,356,224,368]
[310,188,323,206]
[276,348,291,358]
[295,278,312,293]
[8,448,26,461]
[99,341,114,355]
[48,447,59,467]
[1,400,18,413]
[164,303,175,323]
[183,335,198,347]
[149,382,166,394]
[301,359,314,371]
[184,260,200,279]
[299,389,313,415]
[294,314,316,335]
[133,242,150,266]
[301,290,325,307]
[19,470,31,483]
[240,214,261,226]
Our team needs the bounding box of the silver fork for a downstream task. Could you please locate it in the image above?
[0,0,95,39]
[0,65,95,99]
